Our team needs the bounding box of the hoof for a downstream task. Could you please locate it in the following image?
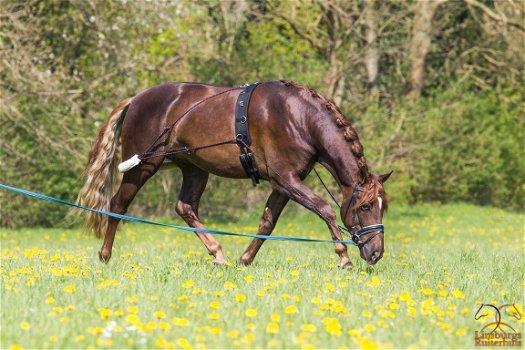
[98,251,111,264]
[239,258,252,267]
[338,259,353,269]
[213,257,227,265]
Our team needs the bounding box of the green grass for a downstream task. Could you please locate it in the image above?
[1,203,524,349]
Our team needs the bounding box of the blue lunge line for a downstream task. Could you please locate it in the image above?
[0,183,356,245]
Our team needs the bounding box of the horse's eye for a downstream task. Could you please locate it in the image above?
[361,203,371,211]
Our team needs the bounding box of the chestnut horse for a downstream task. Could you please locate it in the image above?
[78,80,391,267]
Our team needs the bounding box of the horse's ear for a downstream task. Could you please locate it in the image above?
[378,171,393,183]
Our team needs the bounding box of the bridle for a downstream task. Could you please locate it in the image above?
[342,183,384,249]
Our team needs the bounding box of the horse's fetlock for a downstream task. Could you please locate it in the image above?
[208,243,222,256]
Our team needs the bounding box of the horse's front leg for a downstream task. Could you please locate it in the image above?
[279,175,353,268]
[240,190,289,266]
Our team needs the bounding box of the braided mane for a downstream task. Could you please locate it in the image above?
[280,80,387,209]
[280,80,369,181]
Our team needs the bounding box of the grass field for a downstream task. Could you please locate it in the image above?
[1,203,524,349]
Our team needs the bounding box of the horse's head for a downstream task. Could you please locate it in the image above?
[341,172,391,265]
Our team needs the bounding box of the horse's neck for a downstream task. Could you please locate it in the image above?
[314,113,359,198]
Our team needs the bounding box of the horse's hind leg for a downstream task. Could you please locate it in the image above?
[240,190,289,266]
[176,166,227,264]
[99,163,160,262]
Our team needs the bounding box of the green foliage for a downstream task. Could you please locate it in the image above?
[359,84,524,209]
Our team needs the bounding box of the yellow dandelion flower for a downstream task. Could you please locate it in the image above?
[285,305,298,314]
[244,275,254,283]
[322,317,342,336]
[65,305,75,312]
[172,317,190,327]
[235,294,246,302]
[407,307,417,318]
[257,290,265,297]
[9,344,24,350]
[97,307,112,319]
[125,314,139,323]
[389,303,399,310]
[87,326,103,335]
[291,270,299,276]
[182,280,194,289]
[153,310,166,319]
[63,285,76,293]
[271,313,281,322]
[437,322,450,330]
[114,309,124,317]
[266,322,279,334]
[245,332,255,343]
[224,281,237,290]
[301,345,315,350]
[362,310,372,318]
[324,284,335,292]
[19,322,30,330]
[127,306,138,314]
[177,338,192,350]
[438,290,448,297]
[49,336,57,343]
[301,323,317,332]
[127,296,138,303]
[74,335,85,343]
[461,307,471,315]
[456,328,466,335]
[364,323,375,332]
[311,297,322,304]
[214,291,223,297]
[155,336,168,349]
[209,301,220,309]
[209,312,219,320]
[159,321,171,331]
[367,276,380,287]
[245,309,257,317]
[227,329,240,338]
[452,290,464,299]
[45,296,55,304]
[418,288,435,295]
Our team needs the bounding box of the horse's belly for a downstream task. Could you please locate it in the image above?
[167,145,264,179]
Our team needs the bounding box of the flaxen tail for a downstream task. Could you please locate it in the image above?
[77,98,132,238]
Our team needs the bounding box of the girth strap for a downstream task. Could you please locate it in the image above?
[235,83,261,186]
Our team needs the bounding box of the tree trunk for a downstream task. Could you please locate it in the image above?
[407,0,446,99]
[364,0,379,97]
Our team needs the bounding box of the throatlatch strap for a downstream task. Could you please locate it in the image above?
[235,83,261,186]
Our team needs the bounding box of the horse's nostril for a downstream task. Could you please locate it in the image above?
[370,251,380,263]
